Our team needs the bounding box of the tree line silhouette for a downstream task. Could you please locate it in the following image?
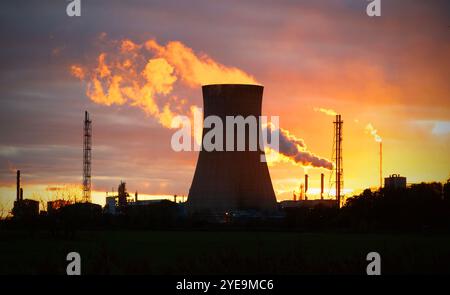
[2,180,450,234]
[286,180,450,232]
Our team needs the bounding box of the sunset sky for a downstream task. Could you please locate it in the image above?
[1,0,449,212]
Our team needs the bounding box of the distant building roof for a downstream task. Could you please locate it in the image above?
[384,174,407,190]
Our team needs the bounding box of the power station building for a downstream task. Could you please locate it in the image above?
[187,84,277,215]
[384,174,407,190]
[12,170,39,219]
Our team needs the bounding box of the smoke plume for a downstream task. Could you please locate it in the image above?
[314,107,337,116]
[264,125,333,170]
[71,36,332,169]
[365,123,382,142]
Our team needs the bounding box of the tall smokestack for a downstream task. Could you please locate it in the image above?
[304,174,309,194]
[380,142,382,189]
[320,173,324,200]
[188,84,277,214]
[16,170,20,202]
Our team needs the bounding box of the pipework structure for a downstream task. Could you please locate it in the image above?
[83,111,92,203]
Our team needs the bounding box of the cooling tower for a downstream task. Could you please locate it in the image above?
[187,84,277,214]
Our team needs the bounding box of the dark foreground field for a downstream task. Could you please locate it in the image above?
[0,230,449,274]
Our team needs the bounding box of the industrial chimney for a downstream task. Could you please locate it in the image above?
[187,84,277,214]
[304,174,309,193]
[320,173,324,200]
[16,170,20,202]
[379,142,382,189]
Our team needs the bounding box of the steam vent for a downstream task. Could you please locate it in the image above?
[187,84,277,214]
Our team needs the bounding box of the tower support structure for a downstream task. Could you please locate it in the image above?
[83,111,92,203]
[332,114,343,207]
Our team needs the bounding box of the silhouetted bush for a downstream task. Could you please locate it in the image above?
[339,182,450,231]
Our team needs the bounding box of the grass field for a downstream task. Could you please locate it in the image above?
[0,230,449,274]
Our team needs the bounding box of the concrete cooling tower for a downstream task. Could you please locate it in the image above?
[187,84,277,214]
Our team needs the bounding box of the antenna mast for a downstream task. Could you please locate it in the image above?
[83,111,92,203]
[332,114,343,207]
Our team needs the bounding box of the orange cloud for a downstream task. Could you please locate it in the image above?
[145,39,258,86]
[70,65,85,79]
[70,38,258,128]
